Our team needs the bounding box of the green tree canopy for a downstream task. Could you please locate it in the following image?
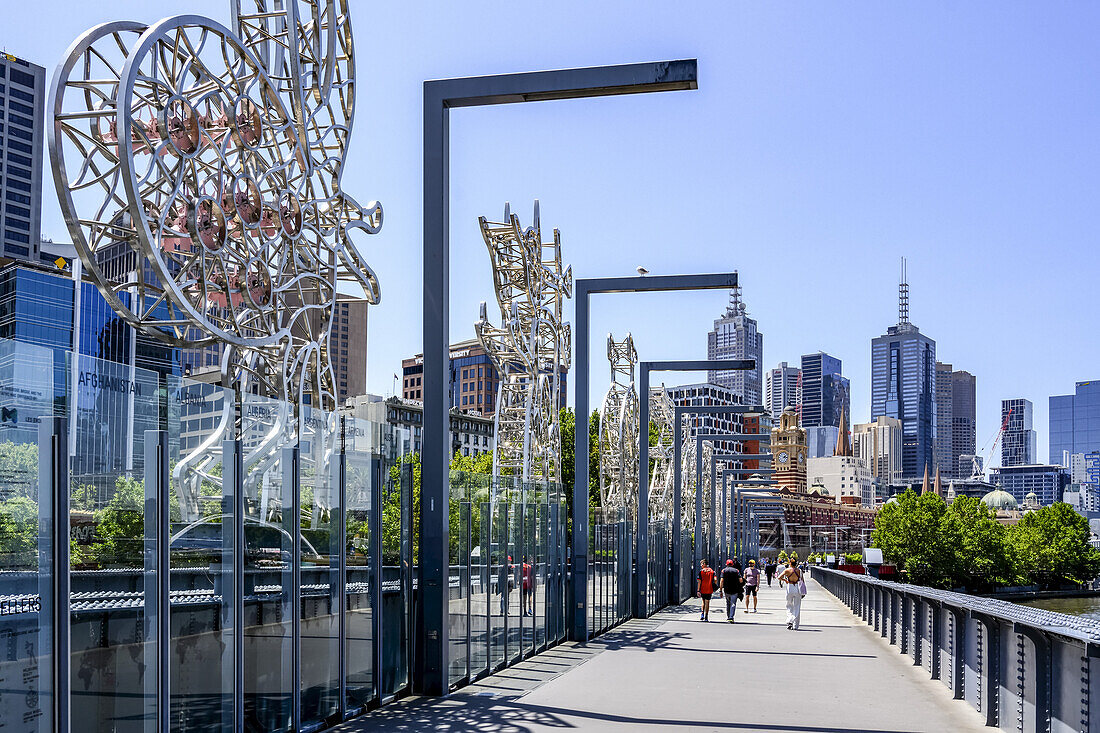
[1008,503,1100,588]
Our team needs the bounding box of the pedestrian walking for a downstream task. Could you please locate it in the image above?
[697,559,717,621]
[720,560,744,623]
[778,558,805,630]
[742,559,760,613]
[521,557,532,615]
[764,559,776,586]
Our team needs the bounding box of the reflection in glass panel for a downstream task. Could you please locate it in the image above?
[166,377,234,729]
[0,340,55,733]
[344,418,374,712]
[300,405,339,727]
[380,458,410,698]
[241,393,293,733]
[490,502,507,670]
[68,348,161,732]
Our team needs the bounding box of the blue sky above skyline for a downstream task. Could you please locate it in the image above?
[8,1,1100,466]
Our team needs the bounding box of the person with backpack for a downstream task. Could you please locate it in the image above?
[720,559,744,623]
[778,558,805,630]
[742,559,761,613]
[697,559,717,621]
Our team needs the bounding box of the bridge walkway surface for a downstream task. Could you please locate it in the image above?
[335,579,987,732]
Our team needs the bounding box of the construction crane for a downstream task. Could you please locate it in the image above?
[971,407,1012,480]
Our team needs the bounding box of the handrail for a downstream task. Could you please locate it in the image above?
[812,566,1100,647]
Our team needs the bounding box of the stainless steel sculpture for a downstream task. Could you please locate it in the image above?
[476,202,572,482]
[598,334,639,516]
[50,2,381,520]
[50,1,380,407]
[647,386,676,519]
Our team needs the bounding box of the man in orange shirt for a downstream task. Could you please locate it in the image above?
[697,559,717,621]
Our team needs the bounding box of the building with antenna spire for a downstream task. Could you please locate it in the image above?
[871,257,937,482]
[706,277,763,405]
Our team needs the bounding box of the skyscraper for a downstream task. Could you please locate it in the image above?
[870,261,936,480]
[707,284,763,406]
[933,363,976,479]
[1050,381,1100,464]
[951,370,977,475]
[853,416,903,486]
[1001,398,1037,467]
[765,361,800,420]
[935,362,954,478]
[0,54,45,263]
[800,352,849,429]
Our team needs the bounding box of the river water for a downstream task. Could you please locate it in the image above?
[1019,596,1100,623]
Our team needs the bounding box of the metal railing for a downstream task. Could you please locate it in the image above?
[812,567,1100,732]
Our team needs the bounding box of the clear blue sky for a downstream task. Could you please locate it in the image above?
[8,1,1100,466]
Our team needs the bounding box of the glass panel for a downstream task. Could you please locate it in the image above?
[489,501,506,669]
[507,501,522,663]
[300,405,339,727]
[69,348,161,732]
[470,501,489,678]
[166,377,234,729]
[446,479,468,687]
[241,393,293,733]
[344,417,375,712]
[0,339,57,732]
[380,458,410,698]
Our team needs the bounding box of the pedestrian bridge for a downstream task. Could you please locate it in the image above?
[338,579,989,732]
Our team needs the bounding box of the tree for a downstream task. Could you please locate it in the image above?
[1009,503,1100,588]
[940,495,1019,591]
[871,491,956,588]
[559,408,575,523]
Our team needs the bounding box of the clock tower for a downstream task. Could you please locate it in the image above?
[771,407,807,492]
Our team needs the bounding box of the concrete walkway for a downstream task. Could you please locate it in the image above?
[337,578,988,732]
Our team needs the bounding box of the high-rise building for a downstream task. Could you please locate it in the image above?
[870,262,936,480]
[951,370,976,475]
[852,415,903,486]
[935,362,954,478]
[0,55,46,264]
[707,284,763,406]
[1050,381,1100,464]
[799,352,849,430]
[989,464,1068,507]
[1001,398,1037,467]
[933,363,976,479]
[806,426,840,459]
[765,361,800,420]
[330,299,369,404]
[665,382,744,455]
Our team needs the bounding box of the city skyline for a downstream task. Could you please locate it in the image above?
[6,1,1100,467]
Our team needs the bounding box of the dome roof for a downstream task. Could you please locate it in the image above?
[1026,491,1037,499]
[981,489,1018,511]
[885,497,898,505]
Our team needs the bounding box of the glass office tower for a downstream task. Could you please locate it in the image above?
[1050,381,1100,464]
[800,351,849,429]
[871,273,936,481]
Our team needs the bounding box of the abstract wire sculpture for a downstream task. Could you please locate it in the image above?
[648,385,675,520]
[50,2,381,519]
[598,334,639,517]
[476,201,572,483]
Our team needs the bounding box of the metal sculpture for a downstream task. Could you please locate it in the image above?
[598,334,639,516]
[50,1,379,407]
[648,385,675,520]
[476,202,572,483]
[50,2,381,520]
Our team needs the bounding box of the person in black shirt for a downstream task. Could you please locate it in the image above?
[720,560,744,623]
[765,560,777,586]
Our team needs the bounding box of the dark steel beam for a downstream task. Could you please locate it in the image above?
[425,62,697,683]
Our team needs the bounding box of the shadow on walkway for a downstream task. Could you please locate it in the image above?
[339,693,926,733]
